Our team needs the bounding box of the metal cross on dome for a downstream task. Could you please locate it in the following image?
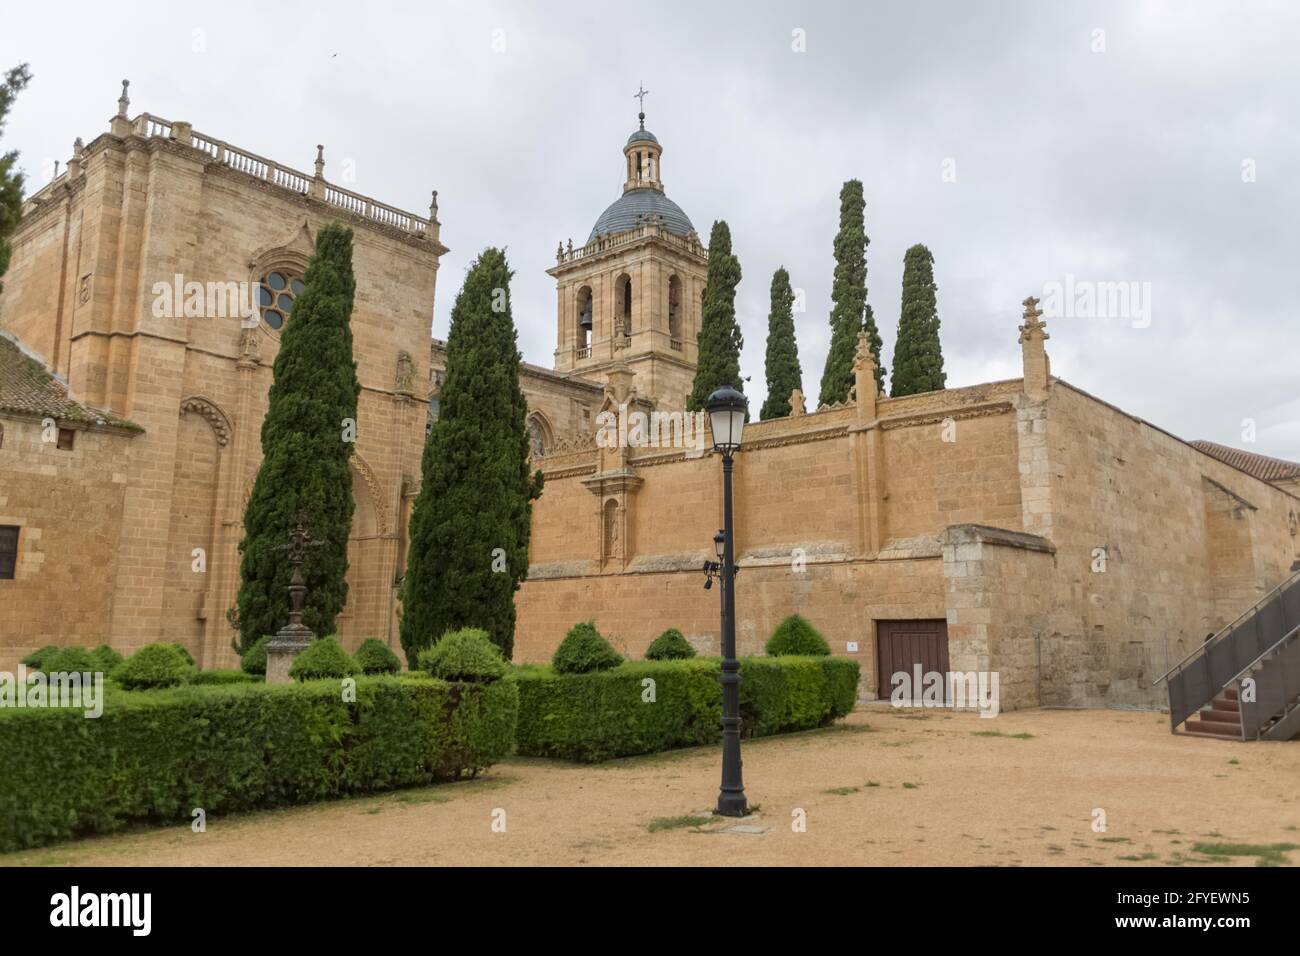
[634,83,649,112]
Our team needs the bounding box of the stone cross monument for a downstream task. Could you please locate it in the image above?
[265,517,323,684]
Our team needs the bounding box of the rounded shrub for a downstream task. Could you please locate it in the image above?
[20,645,59,670]
[355,637,402,675]
[418,628,507,683]
[644,628,696,661]
[91,644,125,674]
[552,621,623,674]
[171,643,196,666]
[41,646,99,674]
[240,636,271,676]
[116,643,195,690]
[288,636,359,681]
[765,614,831,656]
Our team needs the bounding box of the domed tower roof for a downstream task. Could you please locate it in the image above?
[588,108,694,243]
[588,190,693,244]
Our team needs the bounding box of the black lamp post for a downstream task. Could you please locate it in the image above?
[704,384,748,817]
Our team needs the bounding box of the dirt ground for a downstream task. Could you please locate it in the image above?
[8,707,1299,867]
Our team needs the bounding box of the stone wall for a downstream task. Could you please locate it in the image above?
[0,415,135,668]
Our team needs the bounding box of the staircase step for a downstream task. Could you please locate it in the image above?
[1209,697,1241,714]
[1198,707,1242,726]
[1224,687,1239,701]
[1185,718,1242,738]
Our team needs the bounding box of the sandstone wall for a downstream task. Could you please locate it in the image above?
[0,415,135,668]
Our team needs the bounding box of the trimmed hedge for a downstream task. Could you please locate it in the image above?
[514,655,859,762]
[419,628,507,683]
[0,676,518,853]
[355,638,402,676]
[20,645,58,670]
[766,614,831,656]
[41,646,100,675]
[289,636,358,681]
[552,622,622,674]
[190,669,257,686]
[116,644,194,690]
[241,636,270,676]
[644,628,696,661]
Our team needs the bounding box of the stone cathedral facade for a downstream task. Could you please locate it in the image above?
[3,89,1299,710]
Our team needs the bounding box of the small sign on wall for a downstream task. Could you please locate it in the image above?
[846,642,859,653]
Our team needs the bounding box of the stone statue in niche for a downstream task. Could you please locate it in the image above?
[394,350,415,395]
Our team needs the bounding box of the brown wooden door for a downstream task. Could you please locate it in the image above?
[876,619,951,702]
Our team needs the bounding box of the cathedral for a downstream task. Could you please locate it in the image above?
[3,84,1299,711]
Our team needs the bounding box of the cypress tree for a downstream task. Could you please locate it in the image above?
[759,266,802,419]
[233,224,360,652]
[817,179,883,405]
[400,247,542,664]
[687,220,744,412]
[890,243,946,396]
[0,63,33,294]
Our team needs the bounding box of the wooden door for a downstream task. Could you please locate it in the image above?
[876,619,951,703]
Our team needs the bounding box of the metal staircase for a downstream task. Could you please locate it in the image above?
[1155,569,1300,741]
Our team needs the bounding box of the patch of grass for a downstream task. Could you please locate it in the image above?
[1117,852,1159,861]
[1098,836,1132,844]
[824,786,860,796]
[894,714,933,721]
[647,815,713,833]
[864,781,881,788]
[1192,842,1298,867]
[971,730,1035,739]
[902,782,920,789]
[1228,758,1240,765]
[361,806,383,815]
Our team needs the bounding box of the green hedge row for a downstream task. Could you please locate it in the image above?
[513,656,859,762]
[0,675,518,853]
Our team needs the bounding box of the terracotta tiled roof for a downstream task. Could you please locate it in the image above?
[0,332,139,430]
[1191,439,1300,483]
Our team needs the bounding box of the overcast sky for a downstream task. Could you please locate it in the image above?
[3,0,1297,459]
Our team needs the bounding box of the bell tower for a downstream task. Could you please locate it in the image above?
[550,98,709,411]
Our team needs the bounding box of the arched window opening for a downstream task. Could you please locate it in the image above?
[577,286,593,354]
[668,275,682,348]
[615,274,632,346]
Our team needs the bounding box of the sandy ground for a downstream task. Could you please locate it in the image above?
[8,707,1299,867]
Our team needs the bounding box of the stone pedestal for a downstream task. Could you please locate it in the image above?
[265,624,312,685]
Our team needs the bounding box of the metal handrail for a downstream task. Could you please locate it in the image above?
[1227,622,1300,687]
[1153,567,1300,685]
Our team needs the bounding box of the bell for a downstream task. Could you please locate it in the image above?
[579,302,593,330]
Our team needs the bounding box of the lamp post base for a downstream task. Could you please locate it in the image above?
[715,792,749,817]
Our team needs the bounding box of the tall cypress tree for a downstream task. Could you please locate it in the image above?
[687,220,744,412]
[233,224,360,652]
[890,243,946,397]
[760,266,802,419]
[0,63,33,294]
[817,179,883,405]
[400,248,542,664]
